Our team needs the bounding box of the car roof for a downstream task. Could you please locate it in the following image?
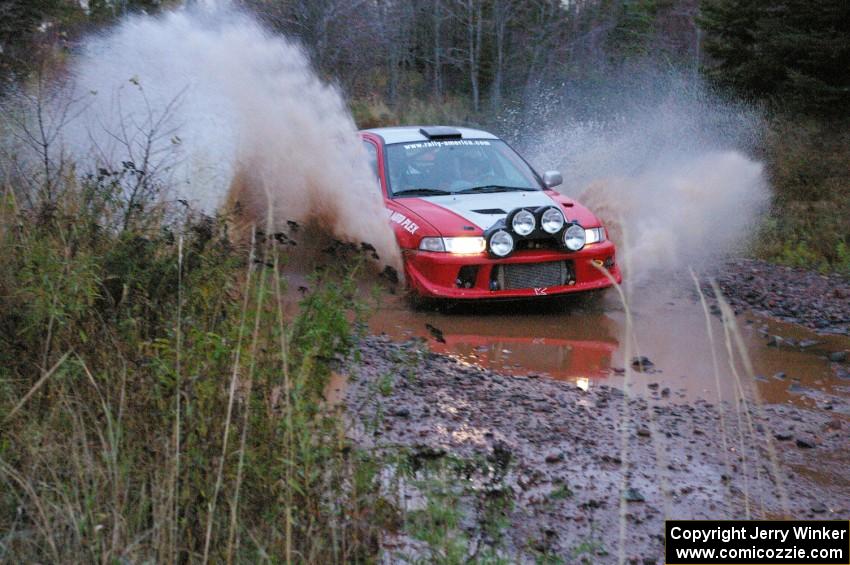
[362,125,500,144]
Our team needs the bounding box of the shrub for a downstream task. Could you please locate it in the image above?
[0,166,383,562]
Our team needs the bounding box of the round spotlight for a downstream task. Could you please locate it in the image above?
[541,207,565,234]
[511,209,535,236]
[563,223,586,251]
[488,230,515,257]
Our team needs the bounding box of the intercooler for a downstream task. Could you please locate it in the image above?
[493,260,575,290]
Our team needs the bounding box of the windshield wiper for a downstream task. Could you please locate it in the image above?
[393,188,453,197]
[455,185,539,194]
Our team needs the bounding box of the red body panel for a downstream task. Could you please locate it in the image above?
[404,242,620,299]
[360,130,623,300]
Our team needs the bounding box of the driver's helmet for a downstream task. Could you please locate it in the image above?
[455,149,490,182]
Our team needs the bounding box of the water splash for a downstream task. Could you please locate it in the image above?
[513,69,769,283]
[68,4,400,266]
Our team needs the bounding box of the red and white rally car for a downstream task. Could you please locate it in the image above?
[359,126,621,300]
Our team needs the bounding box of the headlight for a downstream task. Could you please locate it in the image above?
[540,207,565,234]
[511,209,535,236]
[419,237,486,254]
[585,227,606,244]
[419,237,445,252]
[488,230,514,257]
[444,237,486,254]
[563,224,586,251]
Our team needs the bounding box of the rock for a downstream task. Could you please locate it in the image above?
[545,451,564,464]
[774,433,793,441]
[425,323,446,344]
[637,428,651,438]
[391,407,411,418]
[623,487,645,503]
[754,375,769,382]
[798,339,820,349]
[811,502,828,514]
[767,335,783,347]
[828,351,847,363]
[822,419,842,432]
[788,383,807,394]
[661,388,671,398]
[772,372,787,380]
[795,438,815,449]
[647,382,659,390]
[632,356,654,371]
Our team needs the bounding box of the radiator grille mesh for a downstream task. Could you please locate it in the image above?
[495,261,573,290]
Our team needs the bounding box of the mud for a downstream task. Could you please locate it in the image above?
[344,335,849,563]
[339,263,850,562]
[367,282,850,409]
[712,258,850,336]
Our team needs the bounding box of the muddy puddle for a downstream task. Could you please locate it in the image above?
[368,283,850,410]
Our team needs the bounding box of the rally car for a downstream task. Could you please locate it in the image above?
[359,126,621,299]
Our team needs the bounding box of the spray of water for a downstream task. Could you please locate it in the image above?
[513,69,769,283]
[66,4,400,267]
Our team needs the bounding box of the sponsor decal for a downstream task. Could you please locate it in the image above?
[402,140,491,150]
[389,210,419,234]
[533,287,548,296]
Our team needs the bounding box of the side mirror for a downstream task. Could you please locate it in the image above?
[543,170,563,189]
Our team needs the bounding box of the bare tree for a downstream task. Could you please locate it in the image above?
[86,80,187,231]
[447,0,485,112]
[490,0,519,112]
[0,66,90,206]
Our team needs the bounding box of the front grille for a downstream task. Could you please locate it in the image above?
[515,238,561,251]
[493,261,574,290]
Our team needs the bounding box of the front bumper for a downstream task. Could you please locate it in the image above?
[403,240,622,299]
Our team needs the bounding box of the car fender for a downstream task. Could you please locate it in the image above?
[545,190,603,228]
[385,200,442,250]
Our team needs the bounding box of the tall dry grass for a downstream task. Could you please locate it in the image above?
[0,149,386,562]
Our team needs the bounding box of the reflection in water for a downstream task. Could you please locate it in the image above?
[365,280,849,513]
[368,285,850,408]
[369,297,620,383]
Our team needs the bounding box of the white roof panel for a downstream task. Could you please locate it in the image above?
[364,126,499,144]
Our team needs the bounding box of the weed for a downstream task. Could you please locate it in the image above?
[378,372,395,397]
[549,484,574,501]
[0,153,390,561]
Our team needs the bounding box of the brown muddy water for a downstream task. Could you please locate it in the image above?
[367,283,850,410]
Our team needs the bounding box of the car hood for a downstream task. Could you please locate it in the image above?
[417,191,559,231]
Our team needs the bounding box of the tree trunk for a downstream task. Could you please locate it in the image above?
[467,0,480,113]
[490,0,508,113]
[433,0,443,99]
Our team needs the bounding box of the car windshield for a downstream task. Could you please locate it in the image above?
[385,139,542,196]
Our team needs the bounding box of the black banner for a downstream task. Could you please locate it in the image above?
[665,520,849,564]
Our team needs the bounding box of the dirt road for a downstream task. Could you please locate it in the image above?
[339,263,850,562]
[343,335,848,563]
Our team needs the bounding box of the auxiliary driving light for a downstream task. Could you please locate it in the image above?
[510,209,535,236]
[540,206,565,234]
[563,223,586,251]
[488,229,515,257]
